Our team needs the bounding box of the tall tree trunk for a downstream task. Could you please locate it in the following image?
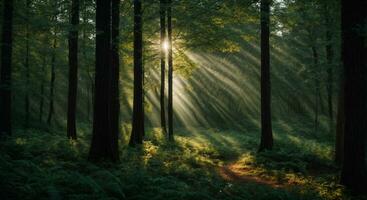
[24,0,31,129]
[67,0,80,140]
[259,0,273,151]
[47,35,57,126]
[335,79,344,165]
[340,0,367,194]
[312,46,320,133]
[89,0,119,162]
[130,0,144,146]
[0,0,14,136]
[160,0,167,134]
[39,57,46,123]
[110,0,120,143]
[167,0,174,141]
[142,46,145,138]
[325,6,334,134]
[67,0,79,140]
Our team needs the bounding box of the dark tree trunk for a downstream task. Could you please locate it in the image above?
[167,0,174,141]
[67,0,80,140]
[39,57,46,123]
[129,0,144,146]
[340,0,367,194]
[312,46,320,133]
[89,0,119,162]
[335,79,344,165]
[24,0,31,129]
[110,0,121,144]
[47,35,57,126]
[0,0,14,136]
[142,53,146,138]
[325,7,334,133]
[259,0,273,151]
[160,0,167,135]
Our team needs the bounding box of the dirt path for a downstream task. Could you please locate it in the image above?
[218,162,285,188]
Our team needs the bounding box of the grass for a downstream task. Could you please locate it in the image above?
[0,122,366,200]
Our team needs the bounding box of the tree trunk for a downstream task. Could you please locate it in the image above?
[89,0,119,162]
[312,46,320,133]
[130,0,144,146]
[325,6,334,134]
[340,0,367,194]
[167,0,174,141]
[67,0,79,140]
[47,35,57,126]
[24,0,31,129]
[335,79,344,165]
[142,45,145,138]
[259,0,273,151]
[160,0,167,135]
[39,57,46,123]
[0,0,13,136]
[110,0,121,143]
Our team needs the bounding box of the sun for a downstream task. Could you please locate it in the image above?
[162,40,169,52]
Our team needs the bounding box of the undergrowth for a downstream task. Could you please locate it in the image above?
[0,124,365,200]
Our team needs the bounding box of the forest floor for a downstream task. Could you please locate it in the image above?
[218,162,286,188]
[1,121,366,200]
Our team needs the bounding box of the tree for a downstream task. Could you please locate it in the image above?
[160,0,167,134]
[129,0,144,146]
[0,0,14,136]
[311,45,320,132]
[24,0,31,129]
[340,0,367,194]
[335,79,344,164]
[259,0,273,151]
[324,4,334,134]
[110,0,121,147]
[67,0,80,140]
[89,0,119,162]
[39,56,46,123]
[167,0,174,141]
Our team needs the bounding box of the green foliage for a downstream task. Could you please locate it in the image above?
[1,124,364,200]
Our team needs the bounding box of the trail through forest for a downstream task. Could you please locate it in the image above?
[218,161,286,188]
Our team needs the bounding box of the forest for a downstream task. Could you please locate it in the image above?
[0,0,366,199]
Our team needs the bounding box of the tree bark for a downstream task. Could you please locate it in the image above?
[130,0,144,146]
[340,0,367,194]
[335,79,344,165]
[110,0,121,144]
[325,6,334,134]
[89,0,119,162]
[39,57,46,123]
[160,0,167,135]
[312,46,320,133]
[0,0,14,136]
[24,0,31,129]
[167,0,174,141]
[259,0,273,151]
[67,0,79,140]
